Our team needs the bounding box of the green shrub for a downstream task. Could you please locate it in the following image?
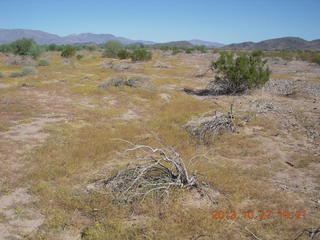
[185,48,193,54]
[103,40,124,58]
[5,38,42,58]
[194,45,207,53]
[98,76,145,88]
[117,49,131,59]
[312,55,320,65]
[10,71,23,77]
[76,54,84,60]
[47,44,58,51]
[172,48,182,55]
[11,66,38,78]
[61,45,76,58]
[21,66,38,75]
[86,45,97,51]
[0,44,13,53]
[210,51,271,94]
[38,59,50,66]
[0,72,3,78]
[130,49,152,62]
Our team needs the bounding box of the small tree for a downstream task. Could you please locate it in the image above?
[61,45,76,58]
[210,51,271,94]
[130,49,152,62]
[47,44,58,51]
[10,38,42,58]
[117,49,131,59]
[76,54,84,60]
[86,45,97,52]
[103,40,124,58]
[312,55,320,65]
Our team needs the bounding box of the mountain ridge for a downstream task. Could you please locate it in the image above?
[224,37,320,50]
[0,29,155,45]
[0,28,223,47]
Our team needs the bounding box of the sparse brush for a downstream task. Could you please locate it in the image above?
[61,45,76,58]
[98,76,146,88]
[117,49,131,59]
[10,66,38,77]
[103,40,124,58]
[10,71,23,77]
[38,59,50,66]
[21,66,38,75]
[76,54,84,60]
[0,72,4,78]
[130,49,152,62]
[1,38,42,58]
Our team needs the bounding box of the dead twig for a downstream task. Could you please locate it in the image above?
[191,234,215,240]
[293,227,320,240]
[245,226,263,240]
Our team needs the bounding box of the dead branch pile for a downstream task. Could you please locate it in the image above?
[263,78,296,96]
[184,76,246,96]
[249,99,291,114]
[99,61,136,71]
[185,111,236,144]
[104,139,198,202]
[193,69,211,78]
[294,226,320,240]
[98,76,147,88]
[206,76,247,95]
[153,62,170,68]
[3,54,35,65]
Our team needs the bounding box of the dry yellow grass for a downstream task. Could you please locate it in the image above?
[0,51,319,240]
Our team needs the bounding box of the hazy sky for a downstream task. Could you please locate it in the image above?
[1,0,319,44]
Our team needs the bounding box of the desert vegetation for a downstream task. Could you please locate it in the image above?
[0,38,319,240]
[0,38,42,58]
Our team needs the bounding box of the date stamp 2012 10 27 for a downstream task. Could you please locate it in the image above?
[212,210,307,221]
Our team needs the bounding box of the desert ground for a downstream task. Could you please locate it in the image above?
[0,50,319,240]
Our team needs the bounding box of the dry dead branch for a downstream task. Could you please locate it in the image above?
[191,234,215,240]
[185,109,236,144]
[104,139,198,202]
[245,226,263,240]
[293,227,320,240]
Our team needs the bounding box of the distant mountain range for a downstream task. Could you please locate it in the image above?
[1,29,318,50]
[224,37,320,50]
[0,29,154,45]
[188,39,225,47]
[0,29,223,47]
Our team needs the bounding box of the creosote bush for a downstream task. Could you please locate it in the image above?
[61,45,76,58]
[38,59,50,66]
[76,54,84,60]
[0,72,3,78]
[130,49,152,62]
[0,38,42,58]
[21,66,38,75]
[117,49,131,59]
[10,66,38,77]
[312,55,320,65]
[98,75,146,88]
[10,71,23,78]
[103,40,124,58]
[210,51,271,94]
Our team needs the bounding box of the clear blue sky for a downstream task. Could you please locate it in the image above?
[1,0,319,44]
